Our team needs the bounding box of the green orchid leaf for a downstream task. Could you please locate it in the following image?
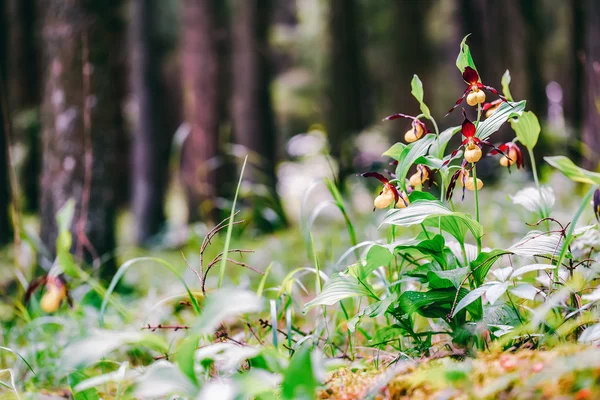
[510,111,540,149]
[501,70,514,102]
[411,74,432,119]
[456,34,478,75]
[545,155,600,185]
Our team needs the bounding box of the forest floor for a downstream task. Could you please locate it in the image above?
[320,344,600,399]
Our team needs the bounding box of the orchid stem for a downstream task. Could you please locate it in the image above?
[472,164,482,253]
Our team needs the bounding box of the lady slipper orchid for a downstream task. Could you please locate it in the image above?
[445,161,483,201]
[409,164,433,188]
[483,99,502,118]
[383,113,429,143]
[443,110,509,166]
[447,67,508,115]
[489,142,523,171]
[361,172,410,209]
[24,274,72,313]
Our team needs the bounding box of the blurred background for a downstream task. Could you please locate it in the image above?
[0,0,598,276]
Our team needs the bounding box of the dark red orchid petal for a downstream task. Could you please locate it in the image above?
[361,172,399,204]
[361,172,390,184]
[482,85,514,108]
[446,169,461,201]
[383,112,416,122]
[446,87,471,115]
[482,99,503,112]
[24,276,48,305]
[461,110,476,138]
[462,66,480,85]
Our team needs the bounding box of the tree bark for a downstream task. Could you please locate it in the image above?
[180,0,220,222]
[39,0,124,277]
[583,0,600,170]
[328,0,369,188]
[232,0,287,229]
[130,0,172,244]
[7,0,40,212]
[0,0,12,245]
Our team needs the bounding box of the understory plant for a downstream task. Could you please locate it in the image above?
[306,35,600,355]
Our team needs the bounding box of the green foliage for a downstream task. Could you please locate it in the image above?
[545,156,600,185]
[511,111,541,149]
[456,34,478,74]
[411,74,432,119]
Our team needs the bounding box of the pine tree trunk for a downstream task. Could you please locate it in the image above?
[39,0,124,278]
[232,0,287,228]
[180,0,220,222]
[7,0,40,212]
[328,0,368,188]
[583,0,600,170]
[0,0,12,245]
[130,0,172,244]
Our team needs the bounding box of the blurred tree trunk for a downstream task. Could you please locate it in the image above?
[232,0,287,229]
[39,0,124,278]
[180,0,220,222]
[583,0,600,171]
[0,0,12,245]
[519,0,546,120]
[458,0,509,85]
[6,0,40,212]
[328,0,369,188]
[389,1,433,130]
[130,0,172,244]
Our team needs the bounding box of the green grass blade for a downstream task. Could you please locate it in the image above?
[0,346,35,375]
[218,155,248,287]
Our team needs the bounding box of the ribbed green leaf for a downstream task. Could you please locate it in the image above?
[303,274,374,312]
[476,100,526,141]
[545,156,600,185]
[395,134,436,190]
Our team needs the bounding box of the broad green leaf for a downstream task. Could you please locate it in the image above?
[395,134,436,190]
[413,155,444,170]
[396,287,481,319]
[510,111,540,149]
[281,345,321,400]
[383,201,483,242]
[470,249,510,286]
[395,234,447,268]
[510,186,555,217]
[510,284,540,301]
[411,74,432,119]
[511,263,555,278]
[508,231,564,258]
[501,70,514,101]
[303,274,374,312]
[407,190,438,202]
[545,156,600,185]
[176,335,200,386]
[382,142,407,160]
[427,267,470,289]
[456,34,478,74]
[452,286,488,317]
[351,245,393,280]
[429,126,461,159]
[476,100,526,141]
[486,282,509,305]
[194,289,263,334]
[70,373,100,400]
